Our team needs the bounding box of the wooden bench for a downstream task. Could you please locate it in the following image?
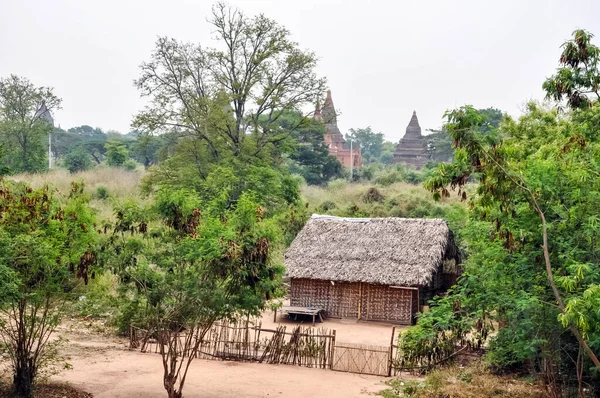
[274,306,326,326]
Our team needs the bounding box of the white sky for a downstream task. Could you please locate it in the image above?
[2,0,599,142]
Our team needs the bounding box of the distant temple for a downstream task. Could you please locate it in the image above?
[315,90,362,168]
[35,102,54,127]
[394,111,426,169]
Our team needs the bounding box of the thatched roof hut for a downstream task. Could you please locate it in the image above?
[285,215,460,324]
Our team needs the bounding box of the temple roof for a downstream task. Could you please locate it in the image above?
[394,111,426,168]
[404,111,422,138]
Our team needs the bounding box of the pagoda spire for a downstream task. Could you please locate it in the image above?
[314,99,323,121]
[321,90,336,126]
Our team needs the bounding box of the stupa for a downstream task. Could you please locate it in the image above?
[394,111,426,169]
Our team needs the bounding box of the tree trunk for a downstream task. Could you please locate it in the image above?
[164,373,182,398]
[14,351,36,398]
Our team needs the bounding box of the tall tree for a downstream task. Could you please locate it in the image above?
[345,127,384,164]
[0,75,61,173]
[133,2,326,204]
[543,29,600,109]
[424,107,503,163]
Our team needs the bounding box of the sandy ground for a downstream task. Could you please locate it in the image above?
[47,311,407,398]
[263,301,408,347]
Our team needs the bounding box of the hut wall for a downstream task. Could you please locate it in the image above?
[360,284,414,324]
[290,279,417,324]
[289,278,359,318]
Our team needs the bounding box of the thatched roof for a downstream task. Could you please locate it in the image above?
[285,215,459,287]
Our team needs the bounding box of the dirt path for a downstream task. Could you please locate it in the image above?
[52,325,388,398]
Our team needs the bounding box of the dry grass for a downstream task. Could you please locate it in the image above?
[302,181,467,219]
[11,167,144,197]
[10,167,147,221]
[381,365,545,398]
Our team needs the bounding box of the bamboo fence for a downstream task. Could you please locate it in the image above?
[130,319,335,369]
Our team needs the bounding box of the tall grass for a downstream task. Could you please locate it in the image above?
[10,167,147,221]
[302,181,467,221]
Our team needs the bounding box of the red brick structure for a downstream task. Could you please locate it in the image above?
[315,90,362,168]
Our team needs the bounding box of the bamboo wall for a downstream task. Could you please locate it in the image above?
[290,278,417,324]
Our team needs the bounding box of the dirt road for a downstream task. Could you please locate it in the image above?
[52,327,387,398]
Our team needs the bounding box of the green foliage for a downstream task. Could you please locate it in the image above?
[0,75,61,174]
[424,107,503,164]
[106,187,284,397]
[412,98,600,389]
[63,146,93,173]
[0,180,98,396]
[327,178,348,190]
[52,125,108,165]
[345,127,386,164]
[123,158,138,171]
[543,29,600,109]
[281,111,343,185]
[95,185,110,200]
[105,141,129,167]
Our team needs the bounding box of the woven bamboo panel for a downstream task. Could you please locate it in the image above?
[290,278,331,310]
[361,284,413,324]
[330,282,360,318]
[290,279,360,319]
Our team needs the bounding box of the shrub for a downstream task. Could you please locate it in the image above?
[327,178,348,190]
[362,187,385,203]
[374,171,402,186]
[318,200,337,212]
[105,141,129,167]
[96,185,110,200]
[123,159,138,171]
[64,148,93,174]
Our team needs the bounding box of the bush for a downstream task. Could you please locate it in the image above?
[63,148,93,174]
[123,159,138,171]
[317,200,337,212]
[362,187,385,203]
[105,141,129,167]
[96,186,110,200]
[327,178,348,190]
[375,171,403,186]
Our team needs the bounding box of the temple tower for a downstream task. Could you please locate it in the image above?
[394,111,426,169]
[314,90,362,168]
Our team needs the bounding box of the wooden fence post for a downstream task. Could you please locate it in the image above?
[388,326,396,377]
[330,329,336,369]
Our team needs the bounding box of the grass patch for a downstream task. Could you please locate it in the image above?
[379,365,545,397]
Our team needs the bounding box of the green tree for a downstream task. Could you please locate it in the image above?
[410,102,600,392]
[63,146,93,173]
[133,2,325,205]
[380,141,396,164]
[0,181,98,397]
[424,108,503,163]
[0,75,61,173]
[105,141,129,167]
[279,111,343,185]
[345,127,384,164]
[543,29,600,109]
[131,131,162,168]
[109,190,282,398]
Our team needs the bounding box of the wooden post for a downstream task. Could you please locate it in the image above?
[330,329,336,369]
[388,326,396,377]
[273,307,277,323]
[357,282,362,321]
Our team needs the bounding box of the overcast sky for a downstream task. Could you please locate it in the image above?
[2,0,599,142]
